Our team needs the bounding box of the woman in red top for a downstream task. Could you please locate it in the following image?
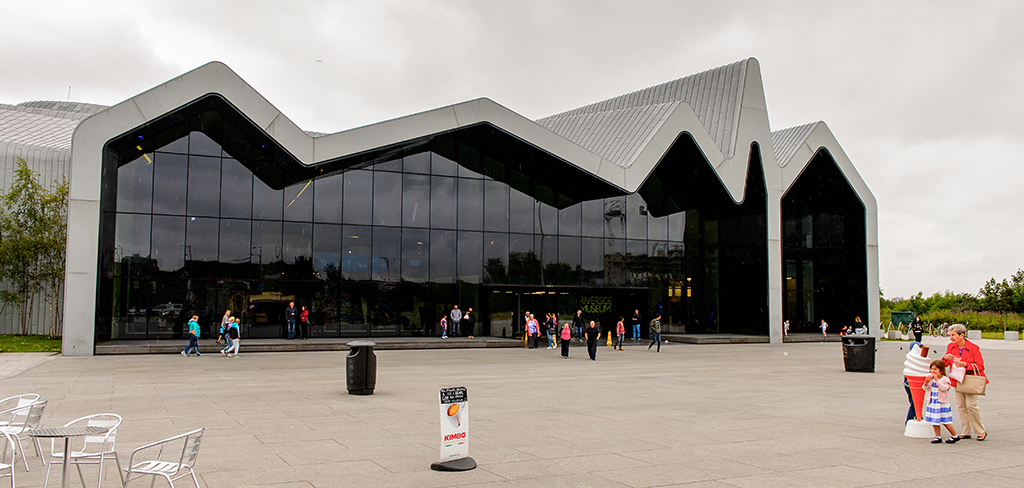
[299,305,310,340]
[941,323,988,441]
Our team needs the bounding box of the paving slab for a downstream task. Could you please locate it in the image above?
[1,335,1022,487]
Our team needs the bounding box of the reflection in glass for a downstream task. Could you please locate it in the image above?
[151,216,185,272]
[669,212,685,241]
[403,174,430,228]
[372,227,400,281]
[484,180,509,232]
[483,233,508,284]
[283,223,312,265]
[152,153,187,215]
[115,213,151,261]
[536,201,557,235]
[457,231,483,283]
[605,238,625,286]
[457,179,483,230]
[161,135,188,154]
[284,179,314,222]
[186,217,219,264]
[372,171,402,226]
[220,158,252,219]
[342,225,370,280]
[581,237,604,286]
[313,174,343,223]
[508,233,538,284]
[604,197,626,238]
[313,224,341,280]
[509,189,533,234]
[626,239,648,286]
[117,155,153,213]
[252,221,283,266]
[404,152,430,174]
[581,200,603,237]
[402,229,429,282]
[343,170,372,225]
[188,132,221,157]
[429,230,456,283]
[626,193,647,239]
[253,177,283,220]
[186,156,221,217]
[218,219,252,264]
[558,203,581,236]
[431,152,458,176]
[557,236,581,285]
[648,214,668,241]
[430,176,457,229]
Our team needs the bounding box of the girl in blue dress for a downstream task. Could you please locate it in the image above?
[923,359,959,444]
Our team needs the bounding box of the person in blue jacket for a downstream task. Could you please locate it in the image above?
[182,315,201,357]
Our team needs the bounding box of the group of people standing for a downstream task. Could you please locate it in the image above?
[916,323,988,443]
[524,309,665,360]
[441,305,474,339]
[284,301,310,340]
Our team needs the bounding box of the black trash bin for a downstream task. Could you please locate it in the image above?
[346,340,377,395]
[842,334,875,372]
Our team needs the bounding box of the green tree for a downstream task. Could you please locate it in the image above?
[0,158,68,336]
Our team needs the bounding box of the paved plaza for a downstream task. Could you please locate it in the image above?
[2,336,1023,487]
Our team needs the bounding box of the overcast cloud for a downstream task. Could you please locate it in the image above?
[2,0,1021,299]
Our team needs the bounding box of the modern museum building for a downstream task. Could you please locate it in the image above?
[0,58,878,355]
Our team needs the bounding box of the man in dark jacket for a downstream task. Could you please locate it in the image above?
[572,310,585,342]
[631,309,642,341]
[285,302,298,339]
[585,320,601,361]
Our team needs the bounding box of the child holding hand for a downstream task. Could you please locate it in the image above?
[923,359,959,444]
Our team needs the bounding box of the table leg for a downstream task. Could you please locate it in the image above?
[61,437,71,488]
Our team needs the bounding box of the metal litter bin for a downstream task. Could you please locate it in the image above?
[346,340,377,395]
[842,334,875,372]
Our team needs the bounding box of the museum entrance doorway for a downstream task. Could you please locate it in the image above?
[483,287,648,339]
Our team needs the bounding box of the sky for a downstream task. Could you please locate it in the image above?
[2,0,1022,299]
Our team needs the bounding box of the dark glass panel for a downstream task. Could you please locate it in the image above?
[402,229,429,282]
[484,180,509,233]
[483,156,505,181]
[605,238,625,286]
[558,203,582,236]
[429,230,456,283]
[161,135,189,154]
[648,214,668,241]
[152,152,187,215]
[186,217,219,268]
[626,239,648,287]
[116,154,153,213]
[581,237,604,286]
[483,232,508,284]
[538,235,557,284]
[311,281,340,337]
[220,158,252,219]
[252,221,283,279]
[313,173,343,223]
[283,179,314,222]
[604,197,626,238]
[337,281,368,333]
[283,223,312,264]
[218,219,252,265]
[430,176,457,229]
[372,171,402,226]
[403,174,430,228]
[186,156,221,217]
[342,225,371,281]
[151,216,185,272]
[342,169,372,225]
[557,236,581,285]
[648,241,669,287]
[581,200,603,237]
[374,158,402,172]
[626,193,647,239]
[508,234,539,285]
[372,227,401,281]
[457,179,483,231]
[189,131,221,157]
[536,201,557,235]
[115,214,151,277]
[669,212,685,242]
[404,152,430,174]
[312,223,341,281]
[509,188,534,234]
[431,152,458,176]
[458,143,483,178]
[457,231,483,283]
[253,177,283,221]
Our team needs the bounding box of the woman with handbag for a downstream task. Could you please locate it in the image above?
[942,323,988,441]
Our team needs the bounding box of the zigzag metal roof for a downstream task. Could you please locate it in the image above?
[771,121,819,168]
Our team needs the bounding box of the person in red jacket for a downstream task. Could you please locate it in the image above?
[615,316,625,351]
[942,323,988,441]
[299,305,310,340]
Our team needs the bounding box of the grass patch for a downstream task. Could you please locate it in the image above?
[0,335,61,353]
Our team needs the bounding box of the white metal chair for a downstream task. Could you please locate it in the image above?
[0,400,46,471]
[42,414,123,488]
[0,395,40,427]
[0,431,15,488]
[123,429,203,488]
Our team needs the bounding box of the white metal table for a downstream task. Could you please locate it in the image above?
[27,426,109,488]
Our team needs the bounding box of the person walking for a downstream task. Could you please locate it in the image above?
[560,322,572,359]
[546,313,557,349]
[285,301,298,339]
[783,319,790,337]
[942,323,988,441]
[222,318,240,357]
[648,314,662,352]
[440,315,448,339]
[217,309,231,344]
[911,316,923,342]
[527,314,540,349]
[631,309,642,341]
[615,316,625,351]
[182,315,201,356]
[451,305,462,337]
[585,320,601,360]
[820,319,828,337]
[299,305,310,340]
[572,310,585,342]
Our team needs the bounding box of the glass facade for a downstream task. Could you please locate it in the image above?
[97,96,783,342]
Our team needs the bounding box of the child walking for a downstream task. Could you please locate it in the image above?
[440,316,448,339]
[923,359,959,443]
